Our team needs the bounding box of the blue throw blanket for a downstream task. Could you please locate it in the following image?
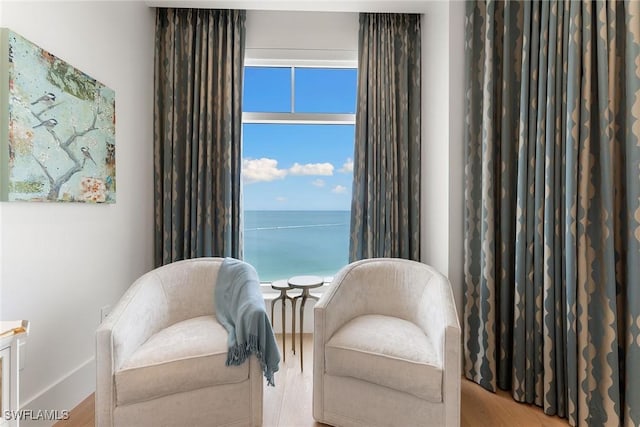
[215,257,280,386]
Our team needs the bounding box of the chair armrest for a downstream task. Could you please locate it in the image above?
[95,272,169,427]
[313,263,367,421]
[314,264,368,345]
[416,272,460,357]
[418,274,460,426]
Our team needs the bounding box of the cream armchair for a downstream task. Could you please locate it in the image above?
[96,258,263,427]
[313,258,461,427]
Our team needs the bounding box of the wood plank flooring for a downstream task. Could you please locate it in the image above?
[55,335,568,427]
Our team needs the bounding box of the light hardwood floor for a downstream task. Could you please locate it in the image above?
[56,335,568,427]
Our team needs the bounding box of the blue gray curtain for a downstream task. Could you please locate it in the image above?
[154,8,245,266]
[464,1,639,426]
[349,13,421,262]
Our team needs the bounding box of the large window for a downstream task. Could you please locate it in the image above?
[242,65,356,282]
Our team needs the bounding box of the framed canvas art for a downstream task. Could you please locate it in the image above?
[0,28,116,203]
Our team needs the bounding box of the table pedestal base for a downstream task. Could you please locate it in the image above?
[270,283,294,362]
[291,291,319,371]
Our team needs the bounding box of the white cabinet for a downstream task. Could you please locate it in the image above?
[0,346,11,427]
[0,321,29,427]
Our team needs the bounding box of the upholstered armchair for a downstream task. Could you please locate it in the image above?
[313,258,461,427]
[96,258,263,427]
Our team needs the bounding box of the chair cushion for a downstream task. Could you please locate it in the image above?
[325,314,442,402]
[115,315,248,405]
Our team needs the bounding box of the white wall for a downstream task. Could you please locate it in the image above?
[420,2,466,325]
[419,2,465,323]
[421,2,450,277]
[0,0,154,419]
[246,10,358,62]
[448,0,466,326]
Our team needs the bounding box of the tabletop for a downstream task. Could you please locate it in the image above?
[288,275,324,289]
[271,279,291,290]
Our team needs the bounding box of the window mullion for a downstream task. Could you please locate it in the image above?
[291,66,295,113]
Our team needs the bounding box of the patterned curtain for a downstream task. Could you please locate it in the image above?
[464,1,639,426]
[349,13,421,262]
[153,8,245,266]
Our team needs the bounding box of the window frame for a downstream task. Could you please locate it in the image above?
[242,58,357,287]
[242,58,357,125]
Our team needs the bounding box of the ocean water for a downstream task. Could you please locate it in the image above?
[244,210,350,282]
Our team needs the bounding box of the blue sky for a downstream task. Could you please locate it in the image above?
[242,67,357,211]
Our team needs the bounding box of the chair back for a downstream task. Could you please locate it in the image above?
[152,257,224,325]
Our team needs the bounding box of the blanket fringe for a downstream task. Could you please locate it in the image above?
[226,334,277,386]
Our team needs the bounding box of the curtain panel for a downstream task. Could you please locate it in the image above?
[154,8,245,266]
[350,13,422,262]
[464,1,639,426]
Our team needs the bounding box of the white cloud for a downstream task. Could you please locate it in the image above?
[289,162,334,176]
[243,159,339,183]
[332,185,348,194]
[243,158,287,183]
[339,158,354,173]
[275,197,287,203]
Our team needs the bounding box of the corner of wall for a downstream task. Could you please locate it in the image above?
[447,0,466,325]
[420,4,450,277]
[419,1,465,327]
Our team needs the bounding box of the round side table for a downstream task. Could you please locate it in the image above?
[270,279,293,362]
[288,275,324,371]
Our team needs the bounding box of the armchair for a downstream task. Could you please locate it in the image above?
[96,258,263,427]
[313,258,461,427]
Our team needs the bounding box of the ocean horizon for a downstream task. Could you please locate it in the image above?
[244,210,350,282]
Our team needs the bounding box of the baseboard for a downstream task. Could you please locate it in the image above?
[20,357,95,427]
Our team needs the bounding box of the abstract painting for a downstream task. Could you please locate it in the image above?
[0,28,116,203]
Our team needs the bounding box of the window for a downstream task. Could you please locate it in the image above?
[242,65,356,282]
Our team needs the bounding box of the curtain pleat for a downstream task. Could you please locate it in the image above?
[153,8,245,266]
[464,1,639,426]
[350,13,421,262]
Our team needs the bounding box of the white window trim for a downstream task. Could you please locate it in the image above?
[245,50,357,68]
[260,279,332,297]
[242,59,358,124]
[243,112,355,125]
